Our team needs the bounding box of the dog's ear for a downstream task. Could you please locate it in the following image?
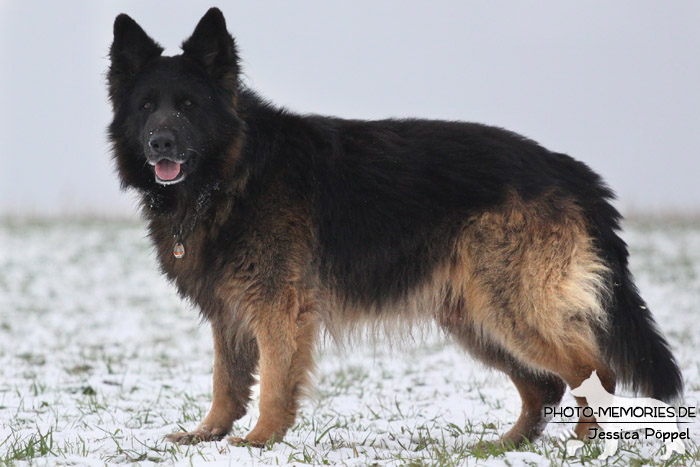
[108,14,163,101]
[181,8,240,98]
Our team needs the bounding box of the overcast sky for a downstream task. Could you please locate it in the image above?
[1,1,699,217]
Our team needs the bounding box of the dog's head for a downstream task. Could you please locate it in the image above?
[107,8,244,192]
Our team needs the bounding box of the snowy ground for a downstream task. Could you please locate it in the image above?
[1,217,699,466]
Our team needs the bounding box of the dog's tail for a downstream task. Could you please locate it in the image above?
[604,270,682,402]
[599,232,683,402]
[555,153,682,402]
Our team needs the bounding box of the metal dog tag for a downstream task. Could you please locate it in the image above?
[173,242,185,259]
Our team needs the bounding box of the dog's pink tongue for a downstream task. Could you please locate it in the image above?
[155,160,181,181]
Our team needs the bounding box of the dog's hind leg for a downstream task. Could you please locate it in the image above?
[547,355,615,440]
[499,330,616,440]
[453,196,618,441]
[167,322,259,444]
[439,314,566,446]
[505,369,567,446]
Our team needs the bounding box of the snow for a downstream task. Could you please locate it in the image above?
[1,217,699,465]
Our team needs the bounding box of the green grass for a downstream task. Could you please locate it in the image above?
[1,217,698,465]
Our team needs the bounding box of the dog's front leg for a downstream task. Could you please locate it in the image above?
[229,287,317,447]
[167,322,259,444]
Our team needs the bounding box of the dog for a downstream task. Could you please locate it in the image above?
[570,371,686,460]
[106,8,682,447]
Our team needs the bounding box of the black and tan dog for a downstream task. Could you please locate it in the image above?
[107,8,682,448]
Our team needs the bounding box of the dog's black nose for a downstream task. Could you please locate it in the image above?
[148,130,176,153]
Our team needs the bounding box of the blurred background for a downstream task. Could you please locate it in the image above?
[1,0,699,218]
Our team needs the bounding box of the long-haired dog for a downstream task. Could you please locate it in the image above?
[107,8,682,447]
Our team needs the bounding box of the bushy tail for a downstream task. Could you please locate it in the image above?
[603,270,683,402]
[556,152,683,402]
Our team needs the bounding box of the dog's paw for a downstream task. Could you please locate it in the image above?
[227,436,267,448]
[228,430,285,448]
[165,426,228,445]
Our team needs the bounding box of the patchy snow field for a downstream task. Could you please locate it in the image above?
[1,217,699,466]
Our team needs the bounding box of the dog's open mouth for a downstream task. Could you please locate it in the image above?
[154,159,187,185]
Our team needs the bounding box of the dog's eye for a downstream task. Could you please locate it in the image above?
[183,100,192,107]
[142,102,152,111]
